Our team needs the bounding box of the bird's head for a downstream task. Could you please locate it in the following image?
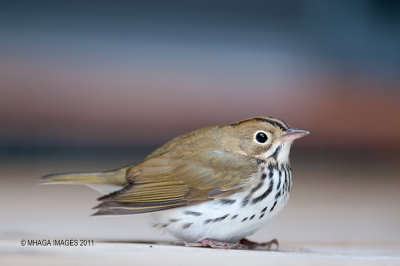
[229,117,309,163]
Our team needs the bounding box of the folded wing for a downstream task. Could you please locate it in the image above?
[93,150,257,215]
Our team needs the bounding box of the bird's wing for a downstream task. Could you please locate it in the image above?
[93,150,257,215]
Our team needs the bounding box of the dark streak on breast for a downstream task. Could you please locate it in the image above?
[214,214,229,222]
[219,199,236,205]
[251,182,264,193]
[204,214,229,224]
[241,195,251,207]
[277,174,281,190]
[268,167,275,179]
[283,164,291,193]
[268,163,274,172]
[284,165,288,191]
[270,200,278,212]
[252,179,274,204]
[275,191,281,199]
[182,223,193,229]
[184,211,202,216]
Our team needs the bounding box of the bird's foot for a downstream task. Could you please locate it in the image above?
[184,238,278,250]
[239,238,279,250]
[184,238,245,249]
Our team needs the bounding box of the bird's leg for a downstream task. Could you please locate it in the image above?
[184,238,279,250]
[184,238,245,249]
[238,238,279,250]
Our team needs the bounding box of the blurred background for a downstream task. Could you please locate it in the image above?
[1,0,399,246]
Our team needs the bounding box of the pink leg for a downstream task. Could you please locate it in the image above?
[184,238,279,250]
[185,238,245,249]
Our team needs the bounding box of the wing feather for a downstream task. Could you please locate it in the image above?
[93,150,257,216]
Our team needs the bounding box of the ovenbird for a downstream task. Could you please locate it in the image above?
[41,117,309,249]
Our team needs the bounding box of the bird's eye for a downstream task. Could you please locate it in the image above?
[255,131,268,143]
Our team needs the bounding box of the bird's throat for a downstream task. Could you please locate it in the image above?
[265,142,292,164]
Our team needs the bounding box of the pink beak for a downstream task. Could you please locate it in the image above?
[274,129,309,144]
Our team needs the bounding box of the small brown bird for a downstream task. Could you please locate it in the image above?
[41,117,308,249]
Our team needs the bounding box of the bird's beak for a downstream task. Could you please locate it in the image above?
[274,129,310,144]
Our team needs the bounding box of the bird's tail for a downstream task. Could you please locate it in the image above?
[40,167,128,194]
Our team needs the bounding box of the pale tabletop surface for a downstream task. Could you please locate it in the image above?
[1,157,400,265]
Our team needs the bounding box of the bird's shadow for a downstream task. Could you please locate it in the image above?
[98,239,183,247]
[96,239,309,253]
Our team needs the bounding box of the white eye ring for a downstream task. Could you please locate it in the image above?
[254,131,268,144]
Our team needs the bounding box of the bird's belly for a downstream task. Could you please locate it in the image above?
[153,165,292,243]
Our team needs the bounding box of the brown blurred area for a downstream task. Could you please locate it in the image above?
[1,66,399,152]
[1,59,399,151]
